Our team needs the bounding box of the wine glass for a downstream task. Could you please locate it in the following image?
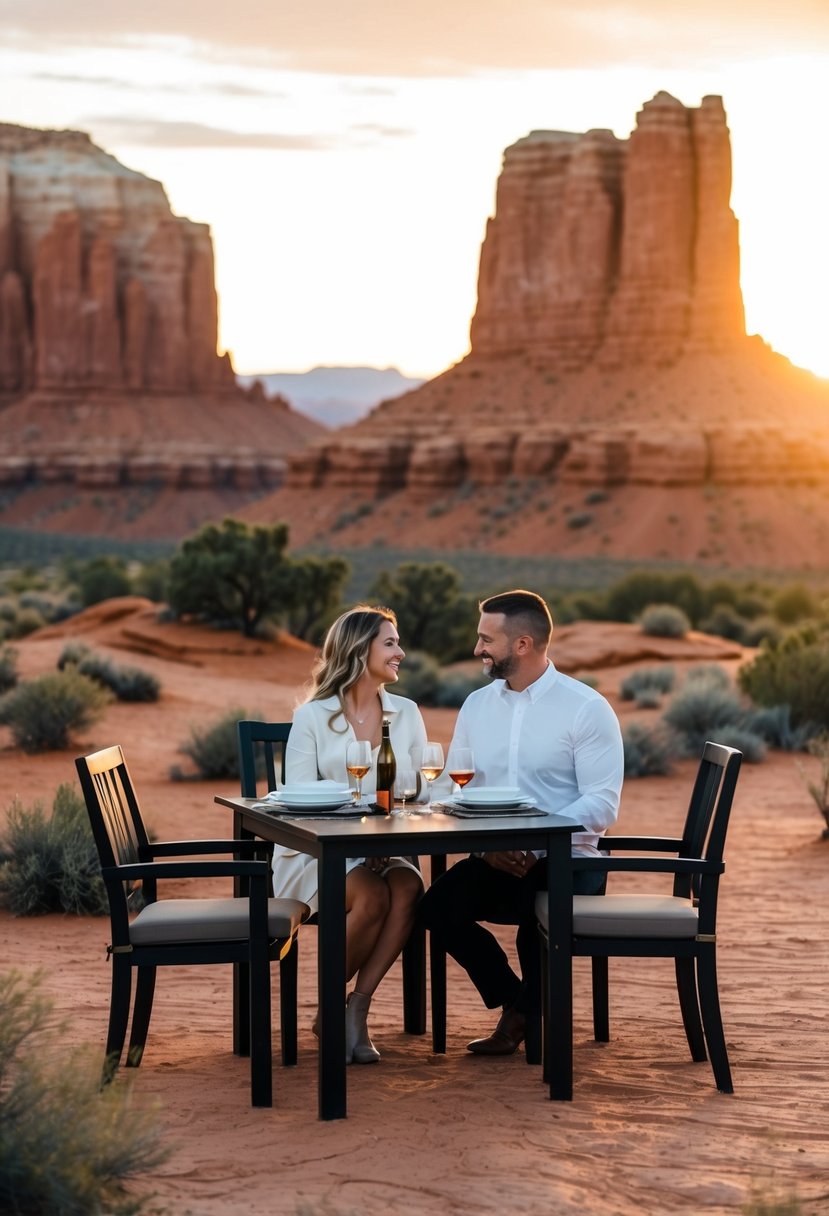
[346,740,372,804]
[447,746,475,795]
[418,742,444,811]
[393,768,418,816]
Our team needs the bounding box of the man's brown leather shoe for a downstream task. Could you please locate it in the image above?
[467,1006,526,1055]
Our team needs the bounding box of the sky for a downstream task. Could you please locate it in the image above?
[0,1,827,380]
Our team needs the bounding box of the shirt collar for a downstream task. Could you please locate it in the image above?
[497,659,557,702]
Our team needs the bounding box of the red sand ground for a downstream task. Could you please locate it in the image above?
[1,602,828,1215]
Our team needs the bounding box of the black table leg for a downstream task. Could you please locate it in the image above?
[546,835,574,1100]
[318,847,347,1119]
[429,854,447,1053]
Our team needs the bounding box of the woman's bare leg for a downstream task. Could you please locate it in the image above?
[354,867,422,997]
[344,866,391,982]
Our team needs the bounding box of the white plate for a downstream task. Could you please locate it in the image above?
[278,796,353,809]
[268,787,351,805]
[454,796,537,811]
[457,786,522,803]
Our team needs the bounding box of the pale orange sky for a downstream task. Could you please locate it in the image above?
[0,1,827,379]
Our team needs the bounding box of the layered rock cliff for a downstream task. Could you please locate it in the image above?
[279,92,829,524]
[0,123,321,517]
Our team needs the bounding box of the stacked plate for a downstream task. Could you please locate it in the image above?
[263,781,354,812]
[451,786,536,813]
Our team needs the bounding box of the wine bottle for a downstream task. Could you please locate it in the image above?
[375,716,397,813]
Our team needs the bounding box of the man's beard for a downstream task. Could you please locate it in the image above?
[483,652,516,682]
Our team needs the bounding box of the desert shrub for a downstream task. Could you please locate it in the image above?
[741,616,782,648]
[58,643,161,702]
[745,704,818,752]
[0,670,110,752]
[3,605,46,638]
[178,706,256,780]
[772,583,820,625]
[619,665,676,701]
[0,784,107,916]
[639,603,691,638]
[0,643,19,694]
[632,687,663,709]
[708,725,766,763]
[622,723,676,777]
[738,621,829,730]
[603,571,706,626]
[663,672,747,754]
[0,970,165,1215]
[699,604,753,643]
[131,558,170,603]
[683,663,731,689]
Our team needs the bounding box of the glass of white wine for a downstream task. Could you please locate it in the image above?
[447,746,475,795]
[346,739,372,804]
[393,768,418,816]
[418,742,444,811]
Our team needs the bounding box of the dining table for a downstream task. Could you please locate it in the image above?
[214,793,583,1120]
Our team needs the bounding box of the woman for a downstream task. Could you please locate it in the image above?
[276,605,427,1064]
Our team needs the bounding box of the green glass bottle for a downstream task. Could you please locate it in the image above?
[376,716,397,814]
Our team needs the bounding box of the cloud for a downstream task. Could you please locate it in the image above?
[4,0,828,75]
[32,70,285,98]
[82,116,337,150]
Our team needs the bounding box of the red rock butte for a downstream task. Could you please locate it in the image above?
[0,122,321,534]
[247,92,829,570]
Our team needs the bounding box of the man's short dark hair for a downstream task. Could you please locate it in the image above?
[479,589,553,648]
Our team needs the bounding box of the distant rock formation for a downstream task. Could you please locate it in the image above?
[471,93,744,367]
[282,92,829,508]
[0,122,321,504]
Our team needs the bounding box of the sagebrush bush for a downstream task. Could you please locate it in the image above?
[432,670,488,708]
[388,651,441,704]
[0,970,165,1215]
[707,725,766,763]
[662,673,747,755]
[738,623,829,730]
[58,643,161,703]
[0,784,107,916]
[619,665,676,702]
[796,733,829,838]
[622,723,677,777]
[0,643,19,694]
[639,603,691,638]
[178,706,254,779]
[0,670,110,752]
[746,704,817,752]
[683,663,731,689]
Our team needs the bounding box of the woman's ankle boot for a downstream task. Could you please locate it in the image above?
[345,990,380,1064]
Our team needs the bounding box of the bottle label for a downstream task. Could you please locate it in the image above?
[375,789,392,814]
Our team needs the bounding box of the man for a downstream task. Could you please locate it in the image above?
[418,589,623,1055]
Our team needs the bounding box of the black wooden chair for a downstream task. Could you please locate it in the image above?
[536,741,742,1092]
[76,744,309,1107]
[237,720,427,1036]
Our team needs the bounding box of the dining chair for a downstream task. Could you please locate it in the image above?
[536,740,742,1092]
[76,744,310,1107]
[237,720,427,1037]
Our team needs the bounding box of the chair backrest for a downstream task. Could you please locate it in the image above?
[676,740,742,899]
[75,745,150,935]
[237,721,292,798]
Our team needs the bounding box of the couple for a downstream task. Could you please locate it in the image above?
[276,590,624,1064]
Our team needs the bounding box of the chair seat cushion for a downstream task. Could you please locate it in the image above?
[130,897,310,945]
[536,892,698,938]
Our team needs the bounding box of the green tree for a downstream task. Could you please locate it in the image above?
[70,556,132,607]
[167,518,298,638]
[279,554,350,642]
[369,561,478,661]
[738,618,829,729]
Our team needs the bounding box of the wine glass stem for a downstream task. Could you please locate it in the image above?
[425,780,432,808]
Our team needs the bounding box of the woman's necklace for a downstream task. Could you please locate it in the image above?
[347,694,377,725]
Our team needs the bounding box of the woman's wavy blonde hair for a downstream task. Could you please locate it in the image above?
[307,605,397,731]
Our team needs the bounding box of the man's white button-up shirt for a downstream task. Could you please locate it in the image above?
[448,661,623,856]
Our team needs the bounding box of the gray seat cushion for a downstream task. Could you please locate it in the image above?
[536,892,698,939]
[130,897,310,945]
